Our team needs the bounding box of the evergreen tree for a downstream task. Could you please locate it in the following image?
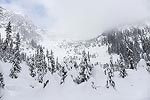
[56,57,60,71]
[104,64,115,89]
[0,71,4,99]
[46,50,50,68]
[3,21,12,51]
[59,64,67,84]
[2,22,13,62]
[0,73,5,89]
[133,40,141,66]
[47,50,55,74]
[127,47,134,69]
[35,46,47,83]
[77,50,93,84]
[8,39,14,63]
[9,33,21,79]
[27,55,36,77]
[87,51,90,62]
[110,55,114,71]
[118,53,127,78]
[146,61,150,73]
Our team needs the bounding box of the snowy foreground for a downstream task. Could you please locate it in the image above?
[1,60,150,100]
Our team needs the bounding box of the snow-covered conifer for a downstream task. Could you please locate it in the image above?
[35,46,47,83]
[126,45,135,69]
[3,21,12,51]
[118,53,127,78]
[59,65,67,84]
[0,73,4,89]
[27,55,36,77]
[47,50,55,74]
[77,50,93,84]
[9,33,21,79]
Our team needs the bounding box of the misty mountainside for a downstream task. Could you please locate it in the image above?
[59,23,150,64]
[0,6,42,43]
[0,6,150,100]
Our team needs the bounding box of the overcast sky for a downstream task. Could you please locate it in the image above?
[0,0,150,40]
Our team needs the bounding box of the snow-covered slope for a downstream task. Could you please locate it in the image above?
[1,59,150,100]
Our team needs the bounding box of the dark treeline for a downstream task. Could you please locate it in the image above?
[102,26,150,69]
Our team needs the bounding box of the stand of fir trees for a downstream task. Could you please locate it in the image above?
[73,50,93,84]
[104,27,150,71]
[0,22,23,79]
